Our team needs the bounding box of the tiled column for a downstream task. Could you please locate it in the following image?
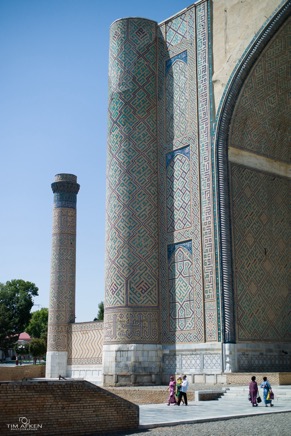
[103,18,161,385]
[46,174,80,378]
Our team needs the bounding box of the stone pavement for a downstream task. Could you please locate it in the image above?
[139,386,291,429]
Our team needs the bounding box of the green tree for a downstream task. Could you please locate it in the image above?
[15,343,29,357]
[26,308,48,342]
[0,280,38,353]
[29,338,46,364]
[94,301,104,321]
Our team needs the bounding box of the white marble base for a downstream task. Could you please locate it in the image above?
[102,343,163,386]
[223,342,291,372]
[66,365,103,384]
[45,351,67,378]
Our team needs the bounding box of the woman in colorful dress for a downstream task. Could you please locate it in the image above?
[249,375,258,407]
[260,376,273,407]
[176,376,184,404]
[167,375,177,405]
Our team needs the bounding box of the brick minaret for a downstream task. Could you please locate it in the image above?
[46,174,80,378]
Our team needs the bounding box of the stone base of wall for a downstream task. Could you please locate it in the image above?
[162,343,224,384]
[67,364,102,383]
[103,344,163,386]
[107,386,195,404]
[226,372,291,386]
[223,343,291,372]
[0,380,139,436]
[0,364,45,381]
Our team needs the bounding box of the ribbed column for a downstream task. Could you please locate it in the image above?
[103,18,161,385]
[46,173,80,378]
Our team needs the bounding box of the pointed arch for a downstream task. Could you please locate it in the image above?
[214,0,291,344]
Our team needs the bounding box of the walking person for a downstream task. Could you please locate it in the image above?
[176,376,184,404]
[260,376,273,407]
[177,375,189,406]
[167,375,177,405]
[249,376,258,407]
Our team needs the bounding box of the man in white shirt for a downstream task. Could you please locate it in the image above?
[177,375,189,405]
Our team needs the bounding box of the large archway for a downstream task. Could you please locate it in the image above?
[216,1,291,371]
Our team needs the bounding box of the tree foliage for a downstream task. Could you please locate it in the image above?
[26,308,48,342]
[29,338,46,362]
[0,280,38,352]
[15,343,29,356]
[94,301,104,321]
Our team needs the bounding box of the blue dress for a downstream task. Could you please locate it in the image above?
[260,380,272,405]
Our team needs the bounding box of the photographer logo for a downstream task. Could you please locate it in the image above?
[7,416,43,431]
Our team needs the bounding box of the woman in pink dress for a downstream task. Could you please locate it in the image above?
[167,375,177,405]
[249,375,258,407]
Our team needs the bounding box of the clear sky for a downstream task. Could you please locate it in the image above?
[0,0,194,322]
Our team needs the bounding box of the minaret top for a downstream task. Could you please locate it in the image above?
[51,173,80,208]
[54,173,78,183]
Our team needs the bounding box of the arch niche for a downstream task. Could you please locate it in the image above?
[216,1,291,370]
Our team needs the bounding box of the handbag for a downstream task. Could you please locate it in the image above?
[257,395,262,403]
[270,389,274,400]
[248,393,251,401]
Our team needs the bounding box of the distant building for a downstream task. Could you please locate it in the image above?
[18,332,31,346]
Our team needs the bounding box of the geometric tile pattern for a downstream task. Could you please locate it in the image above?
[231,164,291,342]
[163,353,202,372]
[67,322,103,365]
[203,354,221,370]
[157,5,205,344]
[230,18,291,164]
[104,18,159,343]
[47,175,79,352]
[103,3,220,348]
[196,2,218,341]
[163,352,221,372]
[215,3,291,347]
[238,353,291,372]
[166,13,188,47]
[166,56,188,142]
[168,241,195,331]
[103,310,159,343]
[227,18,291,347]
[166,146,191,232]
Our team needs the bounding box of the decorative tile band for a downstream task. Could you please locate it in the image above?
[196,1,218,342]
[51,174,80,209]
[104,309,159,343]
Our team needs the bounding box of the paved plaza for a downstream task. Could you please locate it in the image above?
[110,386,291,436]
[139,386,291,428]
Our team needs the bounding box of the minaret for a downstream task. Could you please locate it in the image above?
[46,174,80,378]
[103,18,161,386]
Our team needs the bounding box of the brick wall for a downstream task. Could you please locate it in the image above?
[0,364,45,381]
[0,380,139,435]
[226,372,291,386]
[107,387,194,404]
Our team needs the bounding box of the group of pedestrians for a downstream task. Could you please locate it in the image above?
[249,376,274,407]
[167,374,274,408]
[167,375,189,406]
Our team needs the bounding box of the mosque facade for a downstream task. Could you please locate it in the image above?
[46,0,291,385]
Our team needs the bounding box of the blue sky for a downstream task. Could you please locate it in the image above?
[0,0,193,322]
